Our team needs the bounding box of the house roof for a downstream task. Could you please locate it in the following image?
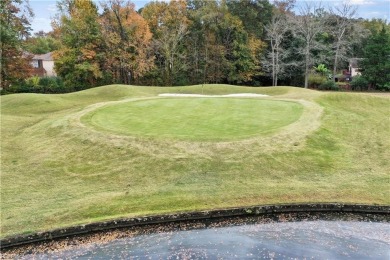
[33,52,54,61]
[349,58,363,68]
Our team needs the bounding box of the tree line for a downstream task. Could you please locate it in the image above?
[1,0,389,92]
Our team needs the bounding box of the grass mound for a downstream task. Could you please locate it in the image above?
[82,98,303,141]
[1,84,389,238]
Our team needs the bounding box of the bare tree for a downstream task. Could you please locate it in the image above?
[273,0,296,15]
[264,14,291,86]
[329,3,357,81]
[293,2,327,88]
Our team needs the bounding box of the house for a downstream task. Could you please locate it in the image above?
[335,58,363,83]
[349,58,363,77]
[31,52,56,77]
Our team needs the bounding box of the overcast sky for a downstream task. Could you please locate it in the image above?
[29,0,390,33]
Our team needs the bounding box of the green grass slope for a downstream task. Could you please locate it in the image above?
[1,84,389,238]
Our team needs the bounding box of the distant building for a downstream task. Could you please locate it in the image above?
[349,58,363,77]
[31,52,56,77]
[335,58,363,83]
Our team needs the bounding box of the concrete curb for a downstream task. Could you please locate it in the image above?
[1,203,389,249]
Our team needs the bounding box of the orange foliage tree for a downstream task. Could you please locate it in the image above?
[100,0,154,84]
[53,0,104,90]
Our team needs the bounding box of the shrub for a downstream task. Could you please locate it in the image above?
[314,64,330,76]
[39,77,66,93]
[308,74,326,88]
[319,80,339,91]
[2,76,66,94]
[25,76,40,88]
[377,82,390,92]
[3,81,31,94]
[350,76,369,91]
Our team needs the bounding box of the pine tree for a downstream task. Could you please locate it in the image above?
[361,26,390,89]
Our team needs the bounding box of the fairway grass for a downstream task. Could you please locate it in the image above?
[1,84,389,238]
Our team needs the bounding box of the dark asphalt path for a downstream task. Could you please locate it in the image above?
[21,220,389,259]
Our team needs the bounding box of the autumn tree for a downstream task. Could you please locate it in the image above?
[183,1,204,84]
[225,0,269,82]
[361,18,390,34]
[53,0,104,90]
[100,0,154,84]
[0,0,33,89]
[226,0,273,39]
[273,0,296,14]
[23,31,59,54]
[201,1,231,83]
[185,0,260,84]
[142,0,189,86]
[186,0,225,84]
[222,11,261,83]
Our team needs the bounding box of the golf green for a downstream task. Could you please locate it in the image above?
[82,98,303,141]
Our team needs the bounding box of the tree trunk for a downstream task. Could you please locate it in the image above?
[271,40,276,86]
[333,43,340,82]
[304,71,309,88]
[275,74,278,87]
[304,48,310,88]
[275,47,279,86]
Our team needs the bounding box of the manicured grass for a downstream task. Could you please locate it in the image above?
[82,98,303,141]
[1,84,389,238]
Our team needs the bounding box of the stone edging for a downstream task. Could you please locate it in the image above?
[1,203,389,249]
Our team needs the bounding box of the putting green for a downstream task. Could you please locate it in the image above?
[82,98,304,141]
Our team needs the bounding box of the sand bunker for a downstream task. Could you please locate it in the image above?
[158,93,269,98]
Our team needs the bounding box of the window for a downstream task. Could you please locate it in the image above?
[32,60,39,68]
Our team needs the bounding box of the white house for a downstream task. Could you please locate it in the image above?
[349,58,362,77]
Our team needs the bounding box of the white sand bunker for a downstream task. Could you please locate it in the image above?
[159,93,269,98]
